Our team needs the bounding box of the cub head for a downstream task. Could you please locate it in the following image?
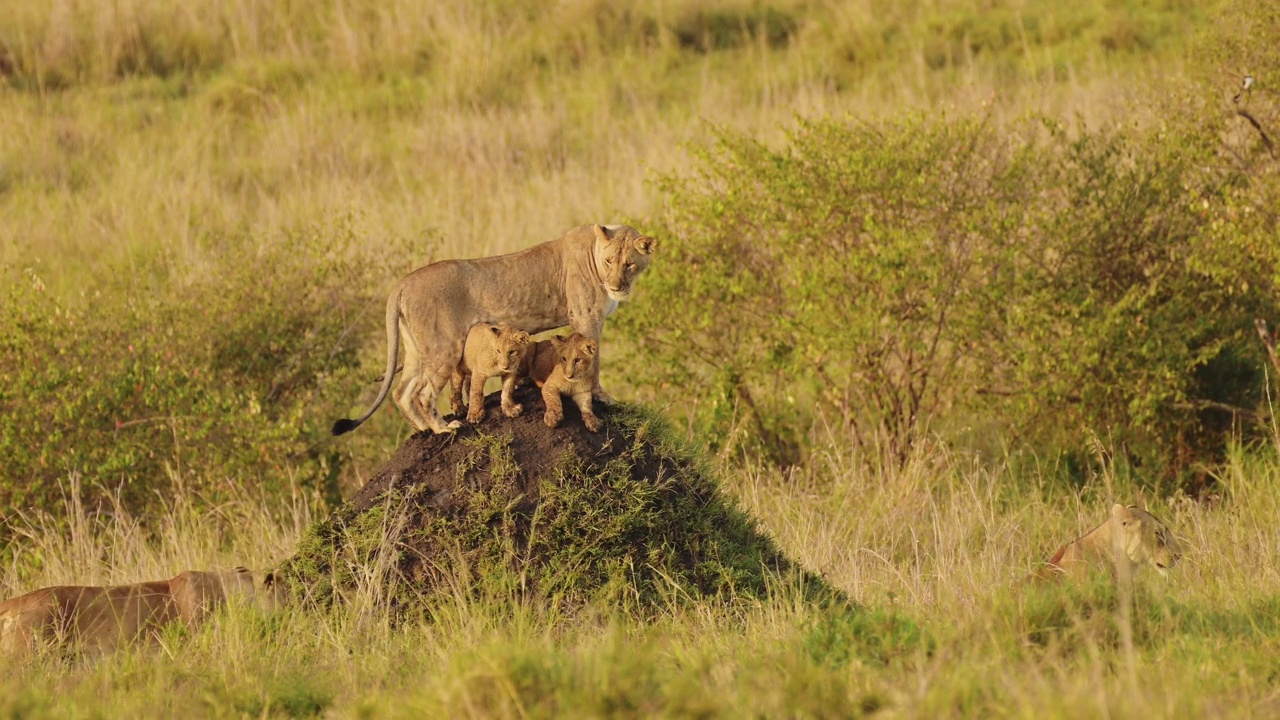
[593,224,656,302]
[550,333,598,381]
[1110,503,1182,576]
[485,322,532,372]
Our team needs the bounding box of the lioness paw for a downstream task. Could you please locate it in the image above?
[593,389,616,406]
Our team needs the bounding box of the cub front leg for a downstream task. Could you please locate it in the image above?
[573,390,602,432]
[449,369,468,417]
[500,372,523,417]
[466,372,488,423]
[542,385,565,428]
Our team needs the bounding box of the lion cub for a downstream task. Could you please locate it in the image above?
[520,333,603,432]
[0,567,285,658]
[450,322,532,423]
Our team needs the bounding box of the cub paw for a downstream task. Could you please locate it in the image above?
[544,412,563,428]
[466,408,485,424]
[583,415,602,433]
[503,403,524,418]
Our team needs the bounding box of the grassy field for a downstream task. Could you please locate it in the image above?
[6,0,1280,717]
[3,438,1280,716]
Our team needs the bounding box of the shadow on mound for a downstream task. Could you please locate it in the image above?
[277,386,840,615]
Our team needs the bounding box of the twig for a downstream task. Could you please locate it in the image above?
[1255,318,1280,377]
[1236,108,1276,158]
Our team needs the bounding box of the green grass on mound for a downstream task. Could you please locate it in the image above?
[276,393,847,616]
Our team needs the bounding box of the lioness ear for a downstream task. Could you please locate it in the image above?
[263,572,276,587]
[593,224,610,244]
[1111,503,1129,525]
[488,325,502,336]
[1136,488,1149,511]
[634,235,657,255]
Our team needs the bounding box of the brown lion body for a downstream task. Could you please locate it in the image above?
[332,224,655,436]
[0,568,283,658]
[450,322,532,423]
[1031,504,1181,583]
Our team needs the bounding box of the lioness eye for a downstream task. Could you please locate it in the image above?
[605,258,614,266]
[626,263,635,270]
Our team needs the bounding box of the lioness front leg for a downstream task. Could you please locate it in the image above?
[573,391,602,432]
[570,318,616,406]
[542,385,565,428]
[500,373,523,417]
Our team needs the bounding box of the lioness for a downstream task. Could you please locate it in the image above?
[1031,503,1182,583]
[332,223,655,436]
[450,322,532,423]
[0,567,284,658]
[520,333,603,432]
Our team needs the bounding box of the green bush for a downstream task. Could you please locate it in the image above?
[619,113,1280,485]
[0,219,419,528]
[617,115,1039,466]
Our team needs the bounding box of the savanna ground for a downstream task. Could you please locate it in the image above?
[4,0,1280,716]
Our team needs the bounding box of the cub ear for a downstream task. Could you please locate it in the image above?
[582,340,598,355]
[634,235,657,255]
[515,332,531,344]
[549,336,566,350]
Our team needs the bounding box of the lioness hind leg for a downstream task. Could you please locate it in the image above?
[414,356,462,433]
[393,344,433,432]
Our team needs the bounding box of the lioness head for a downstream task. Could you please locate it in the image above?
[1110,503,1182,575]
[593,224,656,301]
[484,322,532,373]
[550,333,597,381]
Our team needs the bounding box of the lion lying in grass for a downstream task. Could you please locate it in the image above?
[1031,503,1182,583]
[0,567,284,658]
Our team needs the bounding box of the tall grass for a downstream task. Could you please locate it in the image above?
[3,438,1279,716]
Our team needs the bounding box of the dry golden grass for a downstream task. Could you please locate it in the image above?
[1,0,1201,297]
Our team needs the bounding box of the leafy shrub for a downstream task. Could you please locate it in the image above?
[618,113,1280,485]
[0,218,420,530]
[617,115,1039,466]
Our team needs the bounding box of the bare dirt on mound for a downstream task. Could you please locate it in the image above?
[349,384,651,515]
[279,385,833,613]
